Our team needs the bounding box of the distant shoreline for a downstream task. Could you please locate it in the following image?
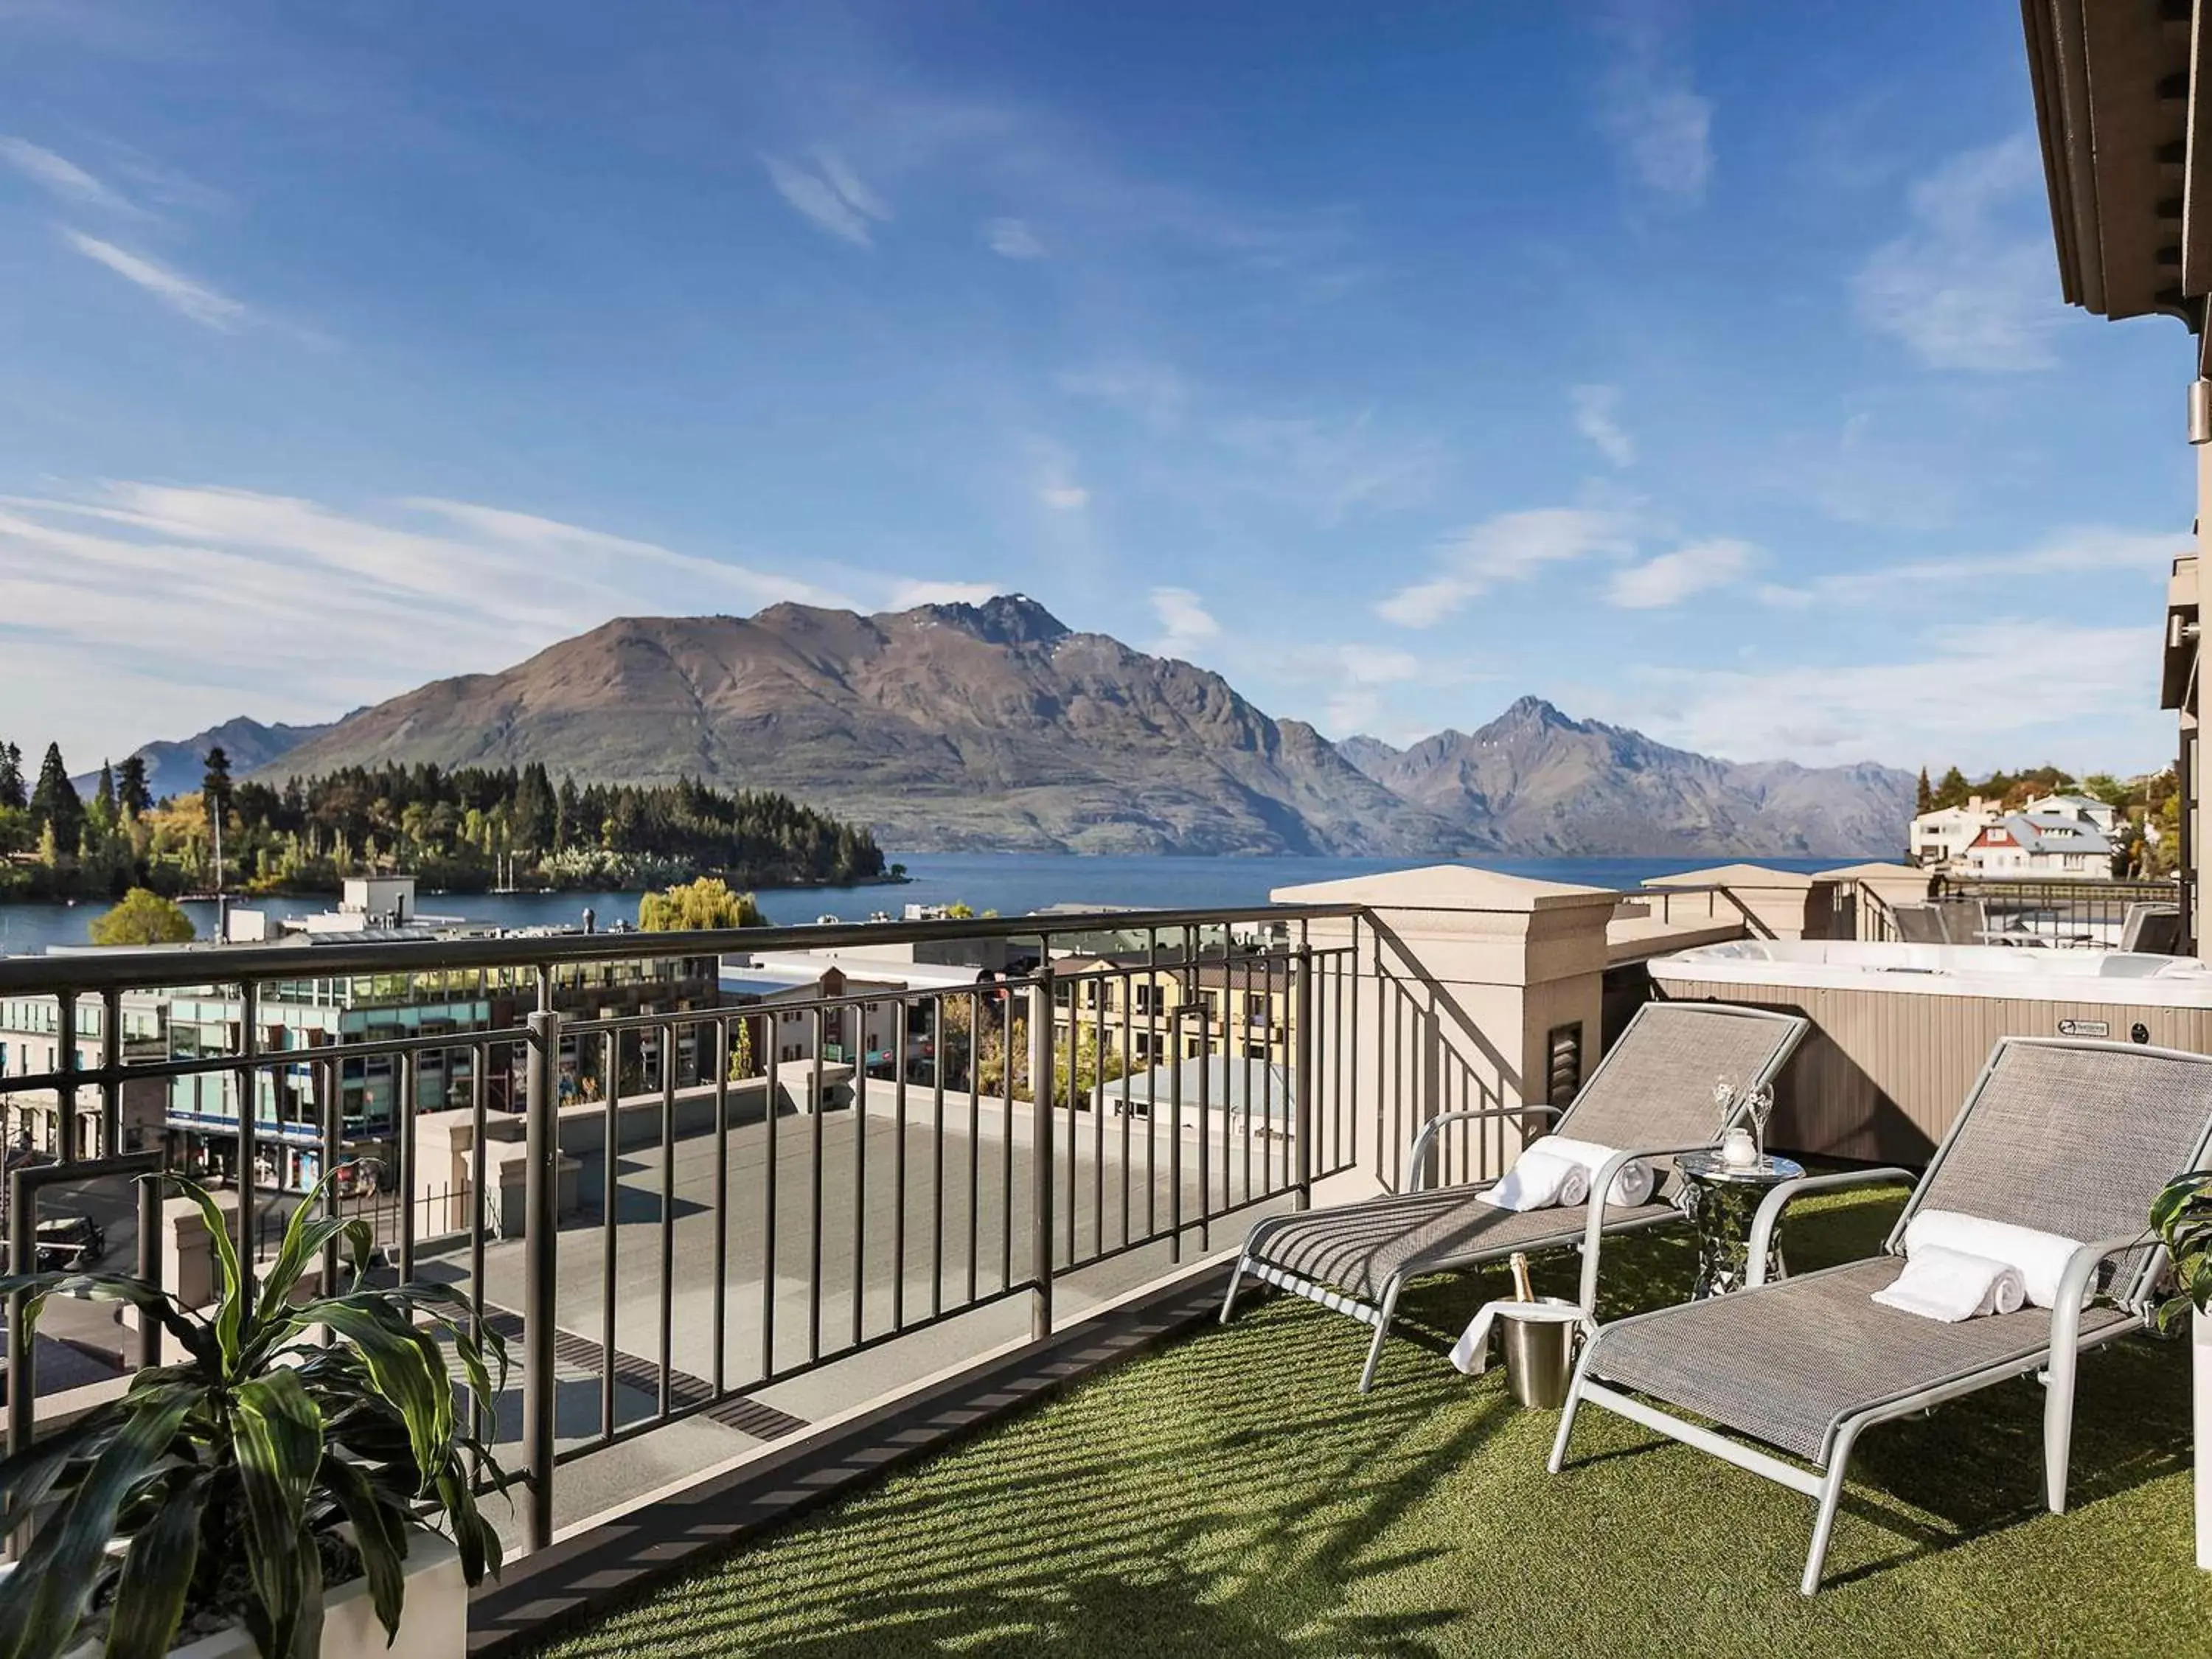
[0,869,912,908]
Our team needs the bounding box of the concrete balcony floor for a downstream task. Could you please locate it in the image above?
[521,1192,2212,1658]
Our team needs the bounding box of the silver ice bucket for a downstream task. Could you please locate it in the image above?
[1498,1296,1579,1409]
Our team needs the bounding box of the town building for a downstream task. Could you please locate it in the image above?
[1907,797,2003,868]
[1049,953,1295,1068]
[0,990,170,1158]
[1957,813,2118,882]
[721,950,993,1077]
[10,879,723,1191]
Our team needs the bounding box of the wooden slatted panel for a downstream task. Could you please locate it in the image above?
[1655,977,2212,1166]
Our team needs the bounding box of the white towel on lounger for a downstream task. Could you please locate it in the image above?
[1871,1243,2026,1323]
[1899,1209,2086,1310]
[1540,1135,1653,1208]
[1475,1140,1590,1211]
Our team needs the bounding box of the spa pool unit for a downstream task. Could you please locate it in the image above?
[1648,939,2212,1164]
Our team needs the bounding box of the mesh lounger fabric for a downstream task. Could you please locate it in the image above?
[1584,1040,2212,1464]
[1245,1003,1800,1300]
[1251,1189,1677,1301]
[1587,1257,2135,1463]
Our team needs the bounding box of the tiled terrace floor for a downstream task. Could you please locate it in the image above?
[524,1191,2212,1657]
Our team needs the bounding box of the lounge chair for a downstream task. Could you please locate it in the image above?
[2120,900,2183,955]
[1548,1035,2212,1593]
[1219,1001,1809,1391]
[1893,903,1948,945]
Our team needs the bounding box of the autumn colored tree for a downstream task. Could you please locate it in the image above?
[88,888,196,946]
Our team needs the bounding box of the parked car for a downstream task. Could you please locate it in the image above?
[0,1212,105,1273]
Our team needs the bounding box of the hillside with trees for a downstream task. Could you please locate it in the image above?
[0,737,890,901]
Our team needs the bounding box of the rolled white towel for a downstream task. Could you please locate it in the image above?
[1901,1209,2087,1310]
[1871,1244,2026,1323]
[1541,1135,1653,1208]
[1476,1141,1590,1211]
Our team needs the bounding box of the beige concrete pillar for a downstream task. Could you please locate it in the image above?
[1817,861,1933,939]
[1270,866,1616,1206]
[1643,863,1840,941]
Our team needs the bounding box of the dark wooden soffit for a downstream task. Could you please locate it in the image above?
[2024,0,2201,328]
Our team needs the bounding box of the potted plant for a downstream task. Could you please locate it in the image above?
[0,1171,509,1658]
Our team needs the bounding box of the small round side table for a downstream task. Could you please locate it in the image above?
[1674,1150,1806,1298]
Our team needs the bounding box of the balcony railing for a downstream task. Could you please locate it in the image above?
[2,902,1540,1558]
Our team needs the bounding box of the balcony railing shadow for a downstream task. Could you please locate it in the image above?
[516,1189,2207,1658]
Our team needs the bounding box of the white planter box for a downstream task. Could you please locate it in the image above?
[123,1531,467,1659]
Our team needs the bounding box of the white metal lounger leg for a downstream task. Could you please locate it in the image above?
[1801,1424,1862,1596]
[2043,1342,2078,1513]
[1219,1245,1252,1325]
[1547,1340,1602,1475]
[1359,1278,1404,1394]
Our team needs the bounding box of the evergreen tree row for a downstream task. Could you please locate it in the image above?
[0,740,889,900]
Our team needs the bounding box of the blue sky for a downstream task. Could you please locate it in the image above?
[0,1,2191,779]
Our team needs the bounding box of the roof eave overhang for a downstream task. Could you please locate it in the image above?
[2024,0,2202,330]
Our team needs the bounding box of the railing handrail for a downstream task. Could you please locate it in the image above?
[0,901,1364,994]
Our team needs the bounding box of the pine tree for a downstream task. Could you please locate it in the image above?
[201,746,233,830]
[29,742,83,856]
[93,760,117,824]
[1933,766,1970,811]
[115,754,151,818]
[0,742,23,811]
[1915,767,1934,814]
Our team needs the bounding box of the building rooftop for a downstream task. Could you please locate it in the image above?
[2003,813,2116,859]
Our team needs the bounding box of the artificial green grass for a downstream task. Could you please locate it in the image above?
[527,1192,2212,1657]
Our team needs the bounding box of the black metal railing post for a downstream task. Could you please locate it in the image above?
[54,989,77,1165]
[1294,945,1315,1211]
[521,1004,561,1554]
[1028,972,1054,1341]
[234,979,259,1318]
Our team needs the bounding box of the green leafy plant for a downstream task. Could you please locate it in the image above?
[0,1170,508,1659]
[2150,1169,2212,1332]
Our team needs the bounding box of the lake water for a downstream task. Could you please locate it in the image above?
[0,850,1844,957]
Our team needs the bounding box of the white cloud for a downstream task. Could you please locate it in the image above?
[1149,586,1220,660]
[761,149,890,246]
[1571,383,1634,467]
[984,217,1046,259]
[1322,643,1423,731]
[1758,524,2177,608]
[1377,507,1634,627]
[1854,133,2062,371]
[1621,619,2163,771]
[1039,484,1088,510]
[1211,411,1444,524]
[1607,537,1755,608]
[60,230,246,329]
[1597,10,1713,203]
[886,580,1002,610]
[1057,360,1190,429]
[0,137,133,211]
[0,483,860,762]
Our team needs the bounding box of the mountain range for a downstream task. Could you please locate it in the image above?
[108,595,1914,858]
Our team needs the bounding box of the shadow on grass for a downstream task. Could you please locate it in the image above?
[522,1188,2199,1657]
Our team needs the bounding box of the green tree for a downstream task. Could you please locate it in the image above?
[1914,767,1933,814]
[115,753,152,818]
[638,876,767,931]
[2080,772,2132,813]
[1932,765,1971,811]
[726,1018,758,1080]
[0,741,24,811]
[88,887,196,945]
[29,742,83,857]
[201,745,233,832]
